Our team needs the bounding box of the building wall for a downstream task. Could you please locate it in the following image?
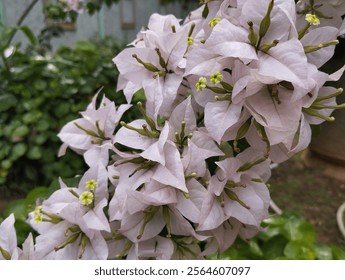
[0,0,197,49]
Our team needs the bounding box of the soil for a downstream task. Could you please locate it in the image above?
[269,152,345,249]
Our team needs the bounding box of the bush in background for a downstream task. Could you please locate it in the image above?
[0,37,126,197]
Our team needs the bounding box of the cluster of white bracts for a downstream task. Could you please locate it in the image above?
[1,0,345,260]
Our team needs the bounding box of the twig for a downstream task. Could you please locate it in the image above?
[269,200,283,215]
[7,0,40,45]
[336,202,345,240]
[269,163,283,214]
[1,52,10,73]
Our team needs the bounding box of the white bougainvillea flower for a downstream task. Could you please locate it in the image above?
[239,0,298,43]
[19,233,36,260]
[300,26,339,68]
[9,0,345,260]
[30,163,110,242]
[58,92,130,166]
[114,14,195,120]
[185,19,258,77]
[170,237,203,260]
[126,235,175,260]
[0,214,19,260]
[296,0,345,30]
[34,220,108,260]
[198,148,270,232]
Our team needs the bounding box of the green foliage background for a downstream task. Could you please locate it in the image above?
[209,211,345,260]
[0,37,126,196]
[0,0,344,260]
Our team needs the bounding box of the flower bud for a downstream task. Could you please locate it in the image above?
[259,0,274,38]
[0,246,11,260]
[247,21,258,46]
[132,54,160,72]
[304,40,339,53]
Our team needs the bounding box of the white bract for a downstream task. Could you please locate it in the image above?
[1,0,345,259]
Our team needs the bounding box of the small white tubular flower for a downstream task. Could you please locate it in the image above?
[34,206,43,225]
[305,13,320,26]
[195,77,207,91]
[85,179,97,191]
[79,191,94,206]
[208,17,221,27]
[210,72,223,84]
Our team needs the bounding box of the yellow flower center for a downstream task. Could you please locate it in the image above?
[210,72,223,84]
[85,179,97,190]
[209,17,221,27]
[34,213,43,224]
[305,13,320,25]
[79,191,94,206]
[188,36,194,46]
[195,77,207,91]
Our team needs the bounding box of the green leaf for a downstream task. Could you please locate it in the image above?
[22,111,43,124]
[297,222,316,243]
[34,134,48,145]
[0,26,16,46]
[257,226,282,241]
[3,199,28,222]
[12,125,30,137]
[33,80,47,91]
[36,119,50,132]
[19,26,37,46]
[262,215,286,227]
[27,146,42,160]
[1,159,12,169]
[331,246,345,260]
[14,220,33,245]
[216,246,248,260]
[12,143,27,158]
[25,187,50,208]
[219,141,233,160]
[284,241,316,260]
[314,244,333,260]
[0,94,17,112]
[76,40,97,52]
[283,218,316,243]
[248,239,264,257]
[262,235,288,259]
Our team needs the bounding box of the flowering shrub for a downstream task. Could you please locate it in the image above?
[1,0,345,260]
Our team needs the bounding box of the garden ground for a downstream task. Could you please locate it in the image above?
[269,151,345,249]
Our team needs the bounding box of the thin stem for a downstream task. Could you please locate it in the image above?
[7,0,40,45]
[1,52,10,73]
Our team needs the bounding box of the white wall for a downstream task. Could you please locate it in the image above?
[1,0,197,49]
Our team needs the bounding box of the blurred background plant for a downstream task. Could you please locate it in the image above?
[0,36,127,197]
[0,0,195,199]
[0,0,344,260]
[209,211,345,260]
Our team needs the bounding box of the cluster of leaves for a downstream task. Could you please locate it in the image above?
[0,37,128,197]
[45,0,120,19]
[44,0,192,18]
[159,0,192,5]
[210,211,345,260]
